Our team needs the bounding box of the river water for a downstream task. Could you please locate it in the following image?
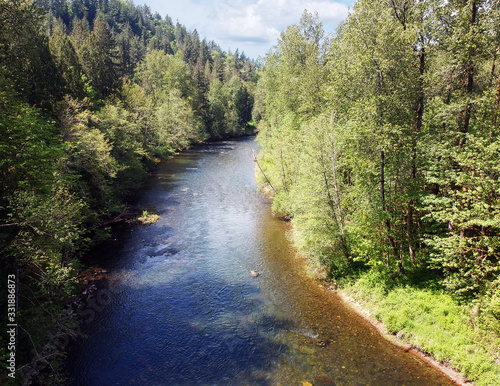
[67,137,454,385]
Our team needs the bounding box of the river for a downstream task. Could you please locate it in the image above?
[67,137,455,385]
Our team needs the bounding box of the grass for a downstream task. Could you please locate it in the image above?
[340,268,500,386]
[136,207,160,225]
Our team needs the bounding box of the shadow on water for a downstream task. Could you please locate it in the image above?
[67,269,297,385]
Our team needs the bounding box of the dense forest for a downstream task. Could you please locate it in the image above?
[254,1,500,384]
[0,0,256,383]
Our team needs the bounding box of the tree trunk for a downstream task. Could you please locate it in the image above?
[489,49,497,89]
[381,150,386,212]
[381,150,402,271]
[460,0,478,146]
[330,147,350,262]
[462,66,474,142]
[280,148,288,193]
[408,39,425,262]
[320,146,351,263]
[492,64,500,126]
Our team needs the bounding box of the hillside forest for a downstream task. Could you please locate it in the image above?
[254,1,500,384]
[0,0,256,383]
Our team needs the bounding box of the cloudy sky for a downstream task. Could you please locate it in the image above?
[140,0,356,60]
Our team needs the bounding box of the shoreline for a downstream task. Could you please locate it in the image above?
[268,205,482,386]
[273,215,473,385]
[329,286,472,385]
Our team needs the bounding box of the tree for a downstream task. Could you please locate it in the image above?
[70,17,90,51]
[322,0,432,273]
[0,80,86,386]
[96,101,148,197]
[207,76,251,138]
[421,0,499,297]
[49,25,86,98]
[0,81,63,205]
[256,11,329,211]
[54,96,117,209]
[134,50,193,103]
[153,89,205,152]
[0,0,63,109]
[78,17,119,99]
[133,50,208,152]
[290,115,352,272]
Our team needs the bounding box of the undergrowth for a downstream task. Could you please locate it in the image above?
[341,268,500,386]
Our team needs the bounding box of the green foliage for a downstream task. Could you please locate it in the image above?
[77,17,120,99]
[1,1,257,382]
[6,189,84,290]
[342,269,500,385]
[54,96,118,210]
[255,2,500,383]
[0,0,63,108]
[255,11,329,205]
[256,0,499,294]
[0,89,63,200]
[134,50,191,102]
[136,207,160,225]
[0,81,85,385]
[423,128,500,297]
[343,269,500,385]
[96,101,148,199]
[208,76,252,138]
[132,50,209,153]
[153,88,206,153]
[49,25,86,98]
[286,115,352,274]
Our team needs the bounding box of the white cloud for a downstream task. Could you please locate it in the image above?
[205,0,349,55]
[142,0,351,59]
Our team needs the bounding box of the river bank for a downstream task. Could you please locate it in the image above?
[257,169,499,385]
[290,244,500,386]
[256,146,500,386]
[264,217,470,385]
[336,273,500,386]
[334,289,471,385]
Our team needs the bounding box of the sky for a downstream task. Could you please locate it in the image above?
[140,0,357,60]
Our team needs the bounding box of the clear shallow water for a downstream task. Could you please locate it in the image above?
[67,137,454,385]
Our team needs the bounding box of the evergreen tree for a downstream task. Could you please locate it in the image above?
[49,25,86,98]
[78,16,119,99]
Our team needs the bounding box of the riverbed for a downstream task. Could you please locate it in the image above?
[67,137,455,385]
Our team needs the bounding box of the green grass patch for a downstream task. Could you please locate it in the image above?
[136,207,160,225]
[341,269,500,386]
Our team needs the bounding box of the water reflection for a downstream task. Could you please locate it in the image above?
[67,137,454,385]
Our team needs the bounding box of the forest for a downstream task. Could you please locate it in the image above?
[254,1,500,384]
[0,0,256,383]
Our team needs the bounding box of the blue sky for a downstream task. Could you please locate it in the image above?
[140,0,356,60]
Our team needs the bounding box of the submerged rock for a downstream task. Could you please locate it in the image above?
[315,339,328,347]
